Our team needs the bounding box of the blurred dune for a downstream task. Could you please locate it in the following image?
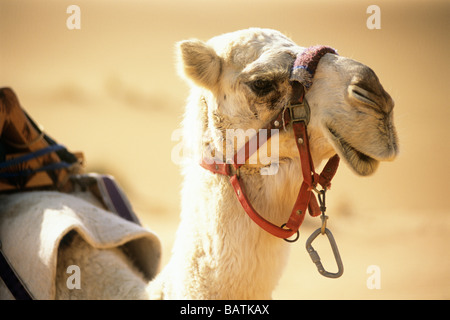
[1,0,449,299]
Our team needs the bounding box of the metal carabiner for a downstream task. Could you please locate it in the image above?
[305,227,344,278]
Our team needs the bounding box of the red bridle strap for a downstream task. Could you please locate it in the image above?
[200,99,340,240]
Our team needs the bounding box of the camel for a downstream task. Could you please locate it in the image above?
[0,28,398,300]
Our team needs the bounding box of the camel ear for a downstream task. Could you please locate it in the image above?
[177,39,222,90]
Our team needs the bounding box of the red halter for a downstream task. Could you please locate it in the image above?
[200,86,340,240]
[201,46,340,240]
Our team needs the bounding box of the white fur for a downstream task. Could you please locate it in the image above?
[0,28,398,300]
[148,28,397,299]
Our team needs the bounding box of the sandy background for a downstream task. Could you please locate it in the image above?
[1,0,449,299]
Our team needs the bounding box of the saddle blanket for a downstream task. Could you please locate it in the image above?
[0,190,161,299]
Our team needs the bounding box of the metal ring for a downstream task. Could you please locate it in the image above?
[281,224,300,243]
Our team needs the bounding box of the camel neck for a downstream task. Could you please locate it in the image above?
[153,162,295,299]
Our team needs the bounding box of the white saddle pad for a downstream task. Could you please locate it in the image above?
[0,191,161,299]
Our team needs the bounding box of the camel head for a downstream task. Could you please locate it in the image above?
[177,28,398,176]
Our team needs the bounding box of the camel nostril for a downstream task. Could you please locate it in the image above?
[348,85,378,108]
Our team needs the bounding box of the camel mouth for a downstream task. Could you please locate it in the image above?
[327,127,379,176]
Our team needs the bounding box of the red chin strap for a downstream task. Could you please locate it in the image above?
[200,88,340,240]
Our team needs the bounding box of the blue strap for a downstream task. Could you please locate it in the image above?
[0,243,33,300]
[0,144,66,170]
[0,162,73,178]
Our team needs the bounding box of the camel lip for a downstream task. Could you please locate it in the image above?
[327,126,379,176]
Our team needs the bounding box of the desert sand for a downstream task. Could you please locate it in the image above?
[1,0,449,299]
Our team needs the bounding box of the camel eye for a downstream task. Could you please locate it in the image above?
[248,79,275,96]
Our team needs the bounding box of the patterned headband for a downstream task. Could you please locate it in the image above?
[290,45,338,89]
